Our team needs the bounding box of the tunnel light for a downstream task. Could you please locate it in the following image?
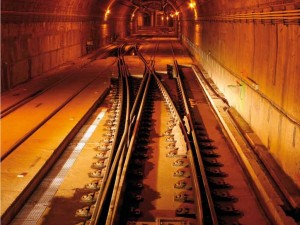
[189,1,196,9]
[166,16,169,20]
[105,9,110,21]
[131,13,135,22]
[175,11,179,16]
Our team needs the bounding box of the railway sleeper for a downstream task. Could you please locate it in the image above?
[102,130,114,136]
[100,140,113,146]
[127,206,142,218]
[136,139,149,145]
[166,143,176,149]
[215,203,243,216]
[75,220,91,225]
[201,149,220,157]
[205,167,228,177]
[80,191,99,203]
[166,136,175,142]
[97,144,112,151]
[128,181,144,190]
[75,204,95,218]
[128,169,144,178]
[137,133,151,139]
[135,144,150,150]
[164,130,174,136]
[195,129,206,137]
[131,159,145,168]
[107,117,117,123]
[88,169,106,178]
[175,206,196,217]
[127,192,143,202]
[139,126,151,131]
[140,121,152,126]
[105,120,118,126]
[203,158,223,167]
[92,159,107,169]
[208,177,233,189]
[174,180,193,190]
[105,126,117,131]
[138,130,151,136]
[212,190,237,202]
[173,168,191,178]
[95,153,109,160]
[166,150,179,157]
[173,159,189,167]
[198,142,217,150]
[174,191,194,203]
[132,151,149,159]
[197,136,214,142]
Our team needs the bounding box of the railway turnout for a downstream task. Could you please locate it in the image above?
[2,38,298,225]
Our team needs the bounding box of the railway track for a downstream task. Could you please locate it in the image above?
[7,38,292,225]
[0,45,117,119]
[0,46,119,160]
[85,41,218,224]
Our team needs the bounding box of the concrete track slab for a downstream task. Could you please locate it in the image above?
[1,59,112,224]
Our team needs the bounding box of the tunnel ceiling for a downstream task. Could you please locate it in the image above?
[1,0,193,23]
[3,0,297,23]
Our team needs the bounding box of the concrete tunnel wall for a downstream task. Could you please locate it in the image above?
[181,0,300,187]
[1,0,130,91]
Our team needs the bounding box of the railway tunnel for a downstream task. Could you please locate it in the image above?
[1,0,300,225]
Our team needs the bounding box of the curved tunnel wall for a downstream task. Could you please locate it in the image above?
[1,0,131,91]
[181,0,300,187]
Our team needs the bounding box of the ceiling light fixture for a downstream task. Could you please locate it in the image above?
[105,8,110,21]
[189,1,196,9]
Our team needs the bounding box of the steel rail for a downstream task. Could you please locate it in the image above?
[89,44,131,225]
[171,45,213,225]
[151,43,204,224]
[153,72,204,225]
[0,45,116,119]
[1,70,113,161]
[105,42,153,225]
[102,41,207,225]
[171,40,218,223]
[173,59,219,225]
[106,69,152,225]
[193,64,300,222]
[105,42,208,225]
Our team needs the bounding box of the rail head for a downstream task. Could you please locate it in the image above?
[105,69,153,225]
[174,61,219,225]
[89,45,131,225]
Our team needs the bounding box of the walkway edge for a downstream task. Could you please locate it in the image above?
[191,64,296,225]
[1,88,109,225]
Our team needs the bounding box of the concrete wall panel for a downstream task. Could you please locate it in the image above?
[182,15,300,186]
[31,56,43,78]
[1,20,109,89]
[1,0,132,90]
[11,60,29,85]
